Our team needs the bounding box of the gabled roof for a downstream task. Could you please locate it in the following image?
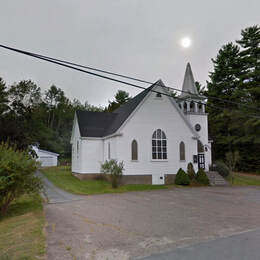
[76,79,198,138]
[76,82,158,137]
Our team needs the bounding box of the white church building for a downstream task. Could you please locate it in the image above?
[71,63,212,185]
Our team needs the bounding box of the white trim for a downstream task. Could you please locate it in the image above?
[81,133,123,140]
[185,112,208,116]
[37,149,59,156]
[70,113,77,144]
[150,160,168,162]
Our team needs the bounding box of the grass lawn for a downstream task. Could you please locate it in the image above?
[0,194,46,260]
[228,173,260,186]
[41,166,177,195]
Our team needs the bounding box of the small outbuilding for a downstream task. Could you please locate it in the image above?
[32,146,59,167]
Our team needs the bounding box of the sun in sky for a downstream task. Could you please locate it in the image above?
[180,37,192,48]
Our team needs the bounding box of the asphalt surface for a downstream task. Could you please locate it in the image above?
[36,170,83,203]
[139,228,260,260]
[41,176,260,260]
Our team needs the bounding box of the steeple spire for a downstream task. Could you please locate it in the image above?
[180,62,198,97]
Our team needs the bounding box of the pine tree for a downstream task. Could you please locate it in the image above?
[236,25,260,107]
[235,25,260,171]
[206,26,260,172]
[206,43,241,161]
[0,77,9,115]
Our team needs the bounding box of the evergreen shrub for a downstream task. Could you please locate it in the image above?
[196,168,210,185]
[175,168,190,185]
[216,161,230,177]
[187,162,196,180]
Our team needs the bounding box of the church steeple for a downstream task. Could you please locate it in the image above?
[180,62,198,98]
[178,63,205,114]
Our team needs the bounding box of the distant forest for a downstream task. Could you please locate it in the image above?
[0,25,259,172]
[0,80,130,160]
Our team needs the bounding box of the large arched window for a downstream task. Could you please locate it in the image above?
[152,129,167,160]
[131,140,138,161]
[179,141,185,161]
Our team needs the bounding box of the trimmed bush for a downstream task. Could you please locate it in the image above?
[196,168,210,185]
[216,161,230,177]
[187,162,196,180]
[175,168,190,185]
[100,159,124,188]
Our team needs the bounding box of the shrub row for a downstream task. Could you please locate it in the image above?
[175,163,209,186]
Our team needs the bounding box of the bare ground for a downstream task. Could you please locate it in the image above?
[44,186,260,260]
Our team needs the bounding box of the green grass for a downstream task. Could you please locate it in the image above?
[41,166,177,195]
[0,194,45,260]
[228,173,260,186]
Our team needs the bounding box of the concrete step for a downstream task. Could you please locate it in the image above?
[206,171,229,186]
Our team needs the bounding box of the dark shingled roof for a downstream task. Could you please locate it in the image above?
[76,111,117,137]
[76,82,157,137]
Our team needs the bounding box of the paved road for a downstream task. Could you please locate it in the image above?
[42,183,260,260]
[139,228,260,260]
[36,170,83,203]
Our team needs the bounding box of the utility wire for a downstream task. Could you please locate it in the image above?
[0,43,259,113]
[0,44,259,119]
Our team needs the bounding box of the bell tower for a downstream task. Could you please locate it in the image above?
[177,63,211,170]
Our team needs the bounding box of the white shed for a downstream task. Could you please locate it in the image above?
[32,146,59,167]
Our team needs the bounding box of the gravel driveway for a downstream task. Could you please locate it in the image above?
[43,181,260,260]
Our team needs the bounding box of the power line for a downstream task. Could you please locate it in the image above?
[0,44,259,119]
[0,43,259,113]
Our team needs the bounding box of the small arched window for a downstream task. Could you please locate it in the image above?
[108,142,111,160]
[131,140,138,160]
[77,141,79,158]
[77,141,79,154]
[156,92,162,98]
[152,129,167,160]
[180,142,185,161]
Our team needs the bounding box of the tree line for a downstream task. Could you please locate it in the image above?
[205,25,260,172]
[0,78,130,159]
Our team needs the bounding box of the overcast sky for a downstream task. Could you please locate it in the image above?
[0,1,259,106]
